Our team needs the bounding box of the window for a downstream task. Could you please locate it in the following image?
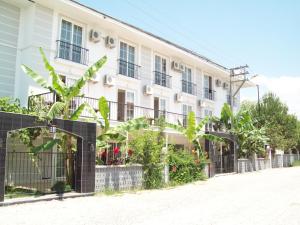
[204,109,213,130]
[204,75,215,100]
[154,97,167,119]
[155,56,169,87]
[126,91,135,120]
[119,42,137,78]
[182,104,192,127]
[58,19,84,64]
[182,67,195,94]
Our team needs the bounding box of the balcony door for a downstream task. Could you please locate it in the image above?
[59,19,83,63]
[182,104,192,127]
[204,75,213,100]
[119,42,135,77]
[182,67,193,94]
[154,97,166,119]
[117,90,134,121]
[154,56,167,86]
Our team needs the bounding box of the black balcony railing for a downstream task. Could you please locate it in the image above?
[204,88,216,101]
[56,40,89,65]
[28,93,203,126]
[118,59,140,79]
[154,71,171,88]
[182,80,197,95]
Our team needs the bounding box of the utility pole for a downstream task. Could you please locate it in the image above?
[228,65,249,109]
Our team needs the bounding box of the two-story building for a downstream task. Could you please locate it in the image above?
[0,0,248,153]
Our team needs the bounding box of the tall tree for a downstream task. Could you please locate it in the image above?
[242,92,298,151]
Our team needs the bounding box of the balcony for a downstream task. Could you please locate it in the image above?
[154,71,171,88]
[56,40,89,65]
[182,80,197,95]
[28,93,202,126]
[204,88,216,101]
[118,59,140,79]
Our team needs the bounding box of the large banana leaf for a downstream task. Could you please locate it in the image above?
[195,116,210,132]
[186,112,196,141]
[21,65,50,90]
[165,122,185,133]
[31,139,61,155]
[114,117,149,133]
[47,101,65,120]
[70,103,87,121]
[67,56,107,98]
[98,96,110,131]
[39,48,66,97]
[201,133,223,143]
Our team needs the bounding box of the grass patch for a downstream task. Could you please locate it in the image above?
[5,186,44,199]
[292,160,300,167]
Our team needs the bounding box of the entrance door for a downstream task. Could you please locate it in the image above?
[117,90,126,121]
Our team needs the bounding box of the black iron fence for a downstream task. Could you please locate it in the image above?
[154,71,172,88]
[182,80,197,95]
[28,93,203,125]
[118,59,140,79]
[56,40,89,65]
[204,88,216,101]
[5,151,75,194]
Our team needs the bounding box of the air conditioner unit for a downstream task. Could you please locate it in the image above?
[223,82,229,89]
[89,29,101,43]
[172,61,184,72]
[215,79,222,87]
[175,93,183,102]
[144,85,153,95]
[104,75,115,86]
[105,36,116,49]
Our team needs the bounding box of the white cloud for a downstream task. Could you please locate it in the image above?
[241,75,300,118]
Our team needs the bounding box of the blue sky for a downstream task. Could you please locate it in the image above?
[78,0,300,116]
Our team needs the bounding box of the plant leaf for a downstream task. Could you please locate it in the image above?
[70,103,86,121]
[47,101,65,120]
[98,96,110,130]
[21,65,50,90]
[67,56,107,98]
[31,139,61,154]
[39,48,66,97]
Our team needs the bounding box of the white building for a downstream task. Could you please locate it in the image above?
[0,0,250,147]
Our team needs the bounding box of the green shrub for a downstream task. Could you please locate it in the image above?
[129,130,164,189]
[292,160,300,167]
[168,149,205,184]
[51,181,72,194]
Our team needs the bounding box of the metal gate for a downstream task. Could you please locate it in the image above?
[5,151,76,194]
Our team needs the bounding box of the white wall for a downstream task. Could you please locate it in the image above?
[8,0,241,119]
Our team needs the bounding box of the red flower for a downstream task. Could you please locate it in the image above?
[128,149,133,156]
[113,146,120,155]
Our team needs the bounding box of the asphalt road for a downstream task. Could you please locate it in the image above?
[1,167,300,225]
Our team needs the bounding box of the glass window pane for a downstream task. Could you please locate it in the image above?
[120,42,127,61]
[61,20,72,42]
[128,45,135,63]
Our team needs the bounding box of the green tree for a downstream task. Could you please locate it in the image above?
[242,93,298,151]
[166,112,222,159]
[21,47,107,185]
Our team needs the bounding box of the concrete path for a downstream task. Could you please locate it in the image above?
[1,167,300,225]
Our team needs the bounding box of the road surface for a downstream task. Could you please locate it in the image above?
[1,167,300,225]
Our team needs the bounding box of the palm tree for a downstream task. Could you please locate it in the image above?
[166,112,222,159]
[21,47,107,185]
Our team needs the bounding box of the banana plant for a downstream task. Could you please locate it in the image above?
[92,97,150,150]
[166,111,222,158]
[21,47,107,185]
[21,47,107,121]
